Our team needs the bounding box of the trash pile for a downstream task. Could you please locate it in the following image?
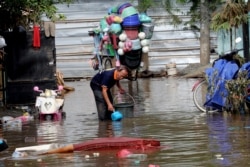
[0,112,34,131]
[89,2,154,70]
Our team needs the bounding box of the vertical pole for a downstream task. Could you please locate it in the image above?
[142,52,149,71]
[200,0,210,65]
[243,23,249,61]
[243,1,250,61]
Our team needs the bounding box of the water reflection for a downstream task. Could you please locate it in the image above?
[37,121,65,144]
[1,78,250,166]
[97,121,123,137]
[207,114,250,167]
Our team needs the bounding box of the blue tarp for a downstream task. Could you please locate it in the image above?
[204,59,239,111]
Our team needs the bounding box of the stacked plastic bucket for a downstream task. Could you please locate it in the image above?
[117,3,154,55]
[119,3,140,40]
[94,2,155,69]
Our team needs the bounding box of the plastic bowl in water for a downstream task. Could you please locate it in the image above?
[111,111,123,121]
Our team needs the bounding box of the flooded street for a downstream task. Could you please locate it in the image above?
[1,77,250,167]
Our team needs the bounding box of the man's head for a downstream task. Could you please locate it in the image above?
[116,65,130,80]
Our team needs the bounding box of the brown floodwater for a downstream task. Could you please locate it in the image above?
[1,77,250,167]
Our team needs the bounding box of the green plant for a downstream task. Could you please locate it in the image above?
[211,1,248,31]
[136,0,155,13]
[226,70,250,113]
[0,0,71,31]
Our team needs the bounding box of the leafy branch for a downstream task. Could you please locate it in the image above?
[211,1,248,31]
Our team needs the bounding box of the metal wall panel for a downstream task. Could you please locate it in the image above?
[55,1,217,78]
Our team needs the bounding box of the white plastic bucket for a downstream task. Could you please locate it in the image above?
[141,23,154,39]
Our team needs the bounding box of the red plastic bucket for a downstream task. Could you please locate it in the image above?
[110,34,119,49]
[124,29,139,40]
[123,26,140,40]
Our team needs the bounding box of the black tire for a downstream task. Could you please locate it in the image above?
[193,80,218,112]
[103,57,112,69]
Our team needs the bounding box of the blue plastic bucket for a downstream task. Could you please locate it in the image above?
[122,14,141,27]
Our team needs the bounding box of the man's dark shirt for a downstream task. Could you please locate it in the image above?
[91,69,116,90]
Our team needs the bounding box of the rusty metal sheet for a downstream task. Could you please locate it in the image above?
[54,1,218,78]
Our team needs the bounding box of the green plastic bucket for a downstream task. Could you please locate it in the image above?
[100,18,108,31]
[121,6,138,19]
[106,44,115,57]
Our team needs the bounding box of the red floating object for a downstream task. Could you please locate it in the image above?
[73,137,160,151]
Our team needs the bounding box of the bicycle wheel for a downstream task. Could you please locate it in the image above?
[102,57,113,69]
[193,80,217,112]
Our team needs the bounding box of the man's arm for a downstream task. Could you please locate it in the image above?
[116,81,125,94]
[102,86,114,111]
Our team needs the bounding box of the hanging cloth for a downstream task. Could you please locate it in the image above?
[33,25,40,48]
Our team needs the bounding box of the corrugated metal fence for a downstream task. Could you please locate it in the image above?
[55,0,217,78]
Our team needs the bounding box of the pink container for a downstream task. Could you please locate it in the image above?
[124,27,139,40]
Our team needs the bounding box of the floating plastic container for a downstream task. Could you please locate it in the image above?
[122,14,141,27]
[12,151,26,158]
[126,154,148,161]
[121,6,138,19]
[1,116,14,124]
[0,139,8,152]
[141,23,154,39]
[124,26,139,40]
